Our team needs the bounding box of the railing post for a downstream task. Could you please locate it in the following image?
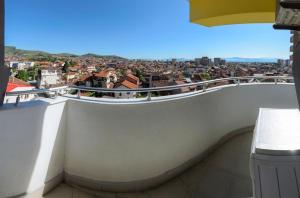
[15,95,20,106]
[203,84,207,92]
[237,79,240,86]
[147,91,151,101]
[275,78,278,85]
[77,90,81,99]
[0,0,10,107]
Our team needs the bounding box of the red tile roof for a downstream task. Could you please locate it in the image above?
[121,80,139,89]
[6,83,34,92]
[9,76,31,86]
[126,74,139,82]
[94,70,109,78]
[6,77,34,92]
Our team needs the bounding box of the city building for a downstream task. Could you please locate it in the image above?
[9,61,35,70]
[220,59,226,65]
[87,65,97,73]
[278,59,290,67]
[200,56,211,66]
[115,73,140,98]
[214,58,221,65]
[37,68,62,88]
[5,76,35,103]
[171,58,177,65]
[94,69,118,88]
[65,72,77,83]
[214,58,226,66]
[194,58,201,66]
[75,69,118,89]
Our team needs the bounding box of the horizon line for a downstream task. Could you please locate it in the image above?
[5,45,288,61]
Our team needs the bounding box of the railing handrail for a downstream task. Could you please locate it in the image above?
[6,88,57,96]
[5,86,69,96]
[69,76,293,93]
[5,76,294,101]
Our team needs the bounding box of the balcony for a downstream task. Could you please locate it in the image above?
[0,77,298,198]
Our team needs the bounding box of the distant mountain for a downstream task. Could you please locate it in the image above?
[81,53,126,60]
[5,46,50,57]
[225,57,278,63]
[54,53,78,57]
[5,47,279,63]
[5,46,126,61]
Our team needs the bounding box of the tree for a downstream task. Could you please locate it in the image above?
[69,61,76,67]
[200,72,211,81]
[16,70,29,81]
[133,68,146,82]
[27,65,39,81]
[63,61,77,73]
[63,61,70,73]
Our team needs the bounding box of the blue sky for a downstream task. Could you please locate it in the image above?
[5,0,290,59]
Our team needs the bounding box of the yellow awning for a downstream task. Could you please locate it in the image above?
[190,0,276,27]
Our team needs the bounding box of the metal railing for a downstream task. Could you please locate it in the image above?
[5,76,294,106]
[5,86,68,106]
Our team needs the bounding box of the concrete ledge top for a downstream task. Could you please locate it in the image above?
[253,108,300,155]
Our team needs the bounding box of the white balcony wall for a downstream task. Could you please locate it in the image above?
[64,84,298,190]
[0,100,67,197]
[0,83,298,196]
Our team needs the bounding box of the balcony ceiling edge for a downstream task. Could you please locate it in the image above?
[190,0,276,27]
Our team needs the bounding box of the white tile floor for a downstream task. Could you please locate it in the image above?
[44,132,253,198]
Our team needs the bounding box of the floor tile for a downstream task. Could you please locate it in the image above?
[44,184,73,198]
[147,179,190,198]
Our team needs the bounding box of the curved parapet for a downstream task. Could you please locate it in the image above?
[0,83,298,196]
[64,83,298,192]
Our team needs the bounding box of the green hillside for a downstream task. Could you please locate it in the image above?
[5,46,126,61]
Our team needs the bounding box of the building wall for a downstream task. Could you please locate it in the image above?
[38,70,60,88]
[5,87,35,104]
[9,62,35,70]
[114,85,137,98]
